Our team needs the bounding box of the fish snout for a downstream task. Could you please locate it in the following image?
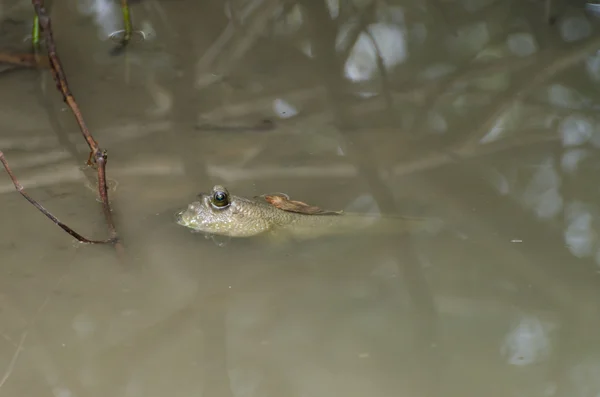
[175,209,185,224]
[175,201,206,227]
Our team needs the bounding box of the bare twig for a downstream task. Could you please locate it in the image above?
[30,0,122,252]
[0,151,115,245]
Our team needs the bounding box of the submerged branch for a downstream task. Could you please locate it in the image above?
[464,34,600,147]
[195,0,280,88]
[0,52,49,68]
[30,0,122,252]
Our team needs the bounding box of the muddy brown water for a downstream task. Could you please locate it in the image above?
[1,0,600,396]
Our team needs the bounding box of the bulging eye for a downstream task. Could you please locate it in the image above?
[211,190,230,208]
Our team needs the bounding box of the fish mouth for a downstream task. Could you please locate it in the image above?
[174,209,187,226]
[175,208,207,232]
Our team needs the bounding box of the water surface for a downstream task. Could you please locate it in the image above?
[1,1,600,396]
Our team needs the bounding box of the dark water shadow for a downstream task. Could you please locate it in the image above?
[297,2,443,396]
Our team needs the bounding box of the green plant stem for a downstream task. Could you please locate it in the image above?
[32,14,40,49]
[121,0,133,44]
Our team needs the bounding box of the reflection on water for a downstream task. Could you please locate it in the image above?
[2,0,600,396]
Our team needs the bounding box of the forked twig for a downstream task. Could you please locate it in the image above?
[0,151,115,245]
[14,0,124,251]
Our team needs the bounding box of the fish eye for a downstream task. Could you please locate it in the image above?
[211,190,230,209]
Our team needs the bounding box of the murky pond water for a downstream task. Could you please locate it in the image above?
[1,0,600,396]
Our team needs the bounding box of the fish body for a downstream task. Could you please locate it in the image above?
[176,185,442,239]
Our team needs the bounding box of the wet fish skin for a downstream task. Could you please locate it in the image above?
[176,185,442,239]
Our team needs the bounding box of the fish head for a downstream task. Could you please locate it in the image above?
[176,185,272,237]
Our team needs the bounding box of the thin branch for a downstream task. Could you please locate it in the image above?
[0,151,115,245]
[30,0,122,252]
